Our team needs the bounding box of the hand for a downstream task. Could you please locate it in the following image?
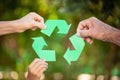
[26,58,48,80]
[15,12,46,33]
[76,17,114,44]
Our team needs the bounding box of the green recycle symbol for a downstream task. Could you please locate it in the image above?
[32,20,85,65]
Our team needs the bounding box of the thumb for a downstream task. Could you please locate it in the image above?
[79,30,90,38]
[34,21,46,29]
[84,37,93,44]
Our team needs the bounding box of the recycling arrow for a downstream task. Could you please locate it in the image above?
[32,20,85,64]
[32,37,56,61]
[64,34,85,65]
[41,20,71,36]
[32,20,70,61]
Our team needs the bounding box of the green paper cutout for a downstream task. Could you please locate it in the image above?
[64,34,85,65]
[41,20,71,37]
[32,37,56,61]
[32,20,85,65]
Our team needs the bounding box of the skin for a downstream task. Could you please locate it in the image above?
[0,12,48,79]
[26,58,48,80]
[77,17,120,46]
[0,12,46,36]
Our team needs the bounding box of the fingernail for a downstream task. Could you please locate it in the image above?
[43,59,46,61]
[76,33,82,38]
[44,25,47,29]
[76,33,80,36]
[89,41,93,45]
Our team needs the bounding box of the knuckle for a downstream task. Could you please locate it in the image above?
[88,17,95,24]
[89,16,96,20]
[41,17,44,21]
[89,17,97,23]
[29,12,37,15]
[79,21,83,25]
[34,58,40,61]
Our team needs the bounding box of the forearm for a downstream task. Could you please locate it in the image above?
[111,28,120,46]
[106,27,120,46]
[0,20,19,35]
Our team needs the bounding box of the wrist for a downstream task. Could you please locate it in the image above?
[110,28,120,46]
[26,76,40,80]
[12,20,26,33]
[103,25,120,46]
[101,24,115,42]
[26,73,41,80]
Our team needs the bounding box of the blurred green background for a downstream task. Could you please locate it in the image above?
[0,0,120,80]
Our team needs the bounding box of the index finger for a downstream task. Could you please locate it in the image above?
[33,13,45,24]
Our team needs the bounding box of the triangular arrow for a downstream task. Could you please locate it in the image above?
[64,34,85,65]
[41,20,71,36]
[32,37,56,61]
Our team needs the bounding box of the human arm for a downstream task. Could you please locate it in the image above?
[0,12,46,36]
[26,58,48,80]
[76,17,120,46]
